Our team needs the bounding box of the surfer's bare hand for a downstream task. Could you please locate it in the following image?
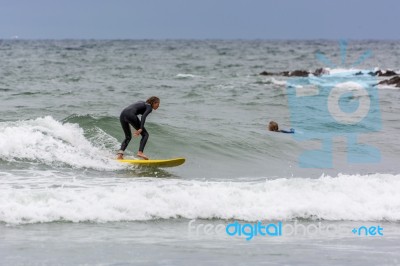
[134,129,142,136]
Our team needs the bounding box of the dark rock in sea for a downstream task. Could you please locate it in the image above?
[313,68,326,76]
[279,70,308,77]
[288,70,309,77]
[260,68,330,77]
[375,70,398,77]
[378,76,400,87]
[259,71,275,76]
[280,71,290,76]
[260,68,399,78]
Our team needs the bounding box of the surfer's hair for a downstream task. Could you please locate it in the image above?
[268,121,279,132]
[146,96,160,105]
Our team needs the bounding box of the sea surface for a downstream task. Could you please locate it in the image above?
[1,39,400,265]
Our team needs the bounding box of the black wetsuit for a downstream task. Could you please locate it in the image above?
[119,101,152,152]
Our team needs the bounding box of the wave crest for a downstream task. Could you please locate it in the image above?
[1,173,399,224]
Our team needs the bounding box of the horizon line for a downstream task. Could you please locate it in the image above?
[2,37,400,42]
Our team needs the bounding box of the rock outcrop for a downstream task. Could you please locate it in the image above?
[378,76,400,87]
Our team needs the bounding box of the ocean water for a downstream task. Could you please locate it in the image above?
[1,40,400,265]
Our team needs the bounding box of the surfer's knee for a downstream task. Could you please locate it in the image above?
[141,130,149,138]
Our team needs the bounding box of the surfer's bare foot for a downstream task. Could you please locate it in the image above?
[117,153,124,160]
[137,152,149,160]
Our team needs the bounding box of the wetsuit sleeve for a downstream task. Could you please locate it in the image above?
[280,128,295,134]
[140,104,153,129]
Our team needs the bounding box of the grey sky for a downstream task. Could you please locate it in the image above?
[1,0,399,39]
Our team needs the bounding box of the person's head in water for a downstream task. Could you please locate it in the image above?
[268,121,279,132]
[146,96,160,110]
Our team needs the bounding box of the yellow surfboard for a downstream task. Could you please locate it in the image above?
[118,157,185,168]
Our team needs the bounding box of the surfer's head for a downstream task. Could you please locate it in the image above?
[146,96,160,110]
[268,121,279,132]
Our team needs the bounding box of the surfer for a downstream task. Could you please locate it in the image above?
[268,121,294,134]
[117,96,160,160]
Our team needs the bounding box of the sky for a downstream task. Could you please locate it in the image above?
[1,0,399,40]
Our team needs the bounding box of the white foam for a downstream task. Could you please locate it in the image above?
[327,68,361,75]
[270,78,287,86]
[1,173,399,224]
[0,116,121,170]
[176,73,197,79]
[377,84,400,90]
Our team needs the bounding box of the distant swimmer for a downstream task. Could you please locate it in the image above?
[268,121,295,134]
[117,96,160,160]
